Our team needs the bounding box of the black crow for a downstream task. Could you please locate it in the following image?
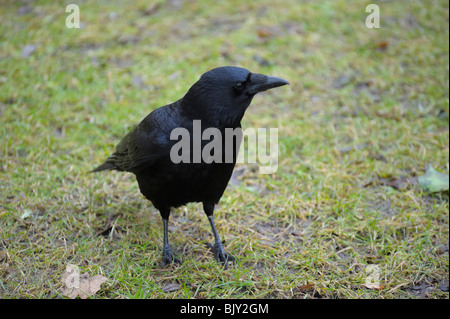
[92,66,288,268]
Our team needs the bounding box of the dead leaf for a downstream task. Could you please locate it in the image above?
[418,165,449,193]
[162,283,180,293]
[142,3,161,16]
[61,265,108,299]
[256,25,283,40]
[378,176,418,190]
[0,251,9,263]
[364,282,385,290]
[361,175,418,190]
[21,44,36,58]
[298,284,315,291]
[257,28,273,39]
[376,41,389,50]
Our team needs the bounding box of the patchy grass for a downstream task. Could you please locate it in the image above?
[0,0,448,298]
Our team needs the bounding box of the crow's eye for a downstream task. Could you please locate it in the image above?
[234,82,244,90]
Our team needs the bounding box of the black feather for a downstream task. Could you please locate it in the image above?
[92,66,288,267]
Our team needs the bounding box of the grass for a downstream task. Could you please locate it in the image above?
[0,0,448,298]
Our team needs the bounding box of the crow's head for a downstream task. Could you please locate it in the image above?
[183,66,289,126]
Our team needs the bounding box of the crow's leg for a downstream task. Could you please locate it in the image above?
[203,202,235,268]
[159,209,181,267]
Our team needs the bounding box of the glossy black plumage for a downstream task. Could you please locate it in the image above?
[92,66,288,267]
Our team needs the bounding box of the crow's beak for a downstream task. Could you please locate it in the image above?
[246,74,289,96]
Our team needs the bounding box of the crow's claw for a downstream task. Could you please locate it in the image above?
[207,243,235,269]
[161,247,182,267]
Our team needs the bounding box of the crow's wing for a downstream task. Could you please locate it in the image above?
[92,103,180,173]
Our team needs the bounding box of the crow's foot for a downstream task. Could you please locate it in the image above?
[207,243,235,269]
[161,247,181,267]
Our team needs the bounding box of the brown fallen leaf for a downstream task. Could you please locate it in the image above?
[379,176,418,190]
[0,251,9,263]
[256,25,283,40]
[298,284,315,291]
[364,282,385,290]
[61,265,108,299]
[257,28,274,39]
[376,41,389,50]
[362,176,418,190]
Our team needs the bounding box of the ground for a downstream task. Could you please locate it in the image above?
[0,0,448,298]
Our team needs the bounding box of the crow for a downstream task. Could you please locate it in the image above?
[92,66,288,268]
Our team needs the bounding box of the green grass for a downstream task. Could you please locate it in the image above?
[0,0,448,298]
